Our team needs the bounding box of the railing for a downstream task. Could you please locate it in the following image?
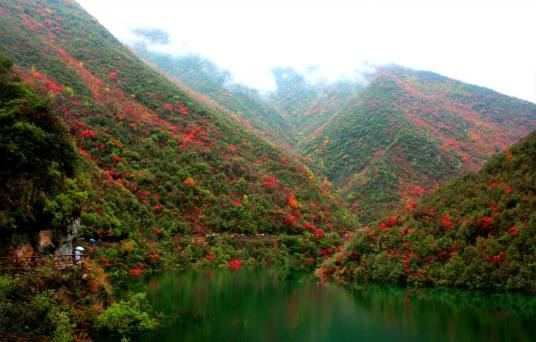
[0,254,89,271]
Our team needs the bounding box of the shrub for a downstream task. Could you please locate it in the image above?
[95,293,158,336]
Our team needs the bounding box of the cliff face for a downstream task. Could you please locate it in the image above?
[0,53,85,260]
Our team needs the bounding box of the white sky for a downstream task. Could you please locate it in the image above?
[77,0,536,103]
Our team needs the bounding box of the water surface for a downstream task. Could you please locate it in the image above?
[120,269,536,341]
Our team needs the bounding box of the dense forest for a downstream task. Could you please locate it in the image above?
[134,45,294,147]
[0,0,355,271]
[0,0,535,340]
[0,0,351,338]
[301,66,536,222]
[138,54,536,224]
[318,130,536,291]
[0,54,82,247]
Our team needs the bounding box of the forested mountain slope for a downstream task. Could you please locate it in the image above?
[298,66,536,222]
[318,130,536,292]
[133,52,536,225]
[134,46,294,147]
[0,0,355,267]
[268,67,363,141]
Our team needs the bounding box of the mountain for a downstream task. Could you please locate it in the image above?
[269,67,363,140]
[134,46,295,148]
[0,0,355,268]
[317,130,536,292]
[129,52,536,225]
[2,0,535,340]
[292,66,536,222]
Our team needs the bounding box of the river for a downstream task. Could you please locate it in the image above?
[116,268,536,341]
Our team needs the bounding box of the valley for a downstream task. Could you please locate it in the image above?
[0,0,535,340]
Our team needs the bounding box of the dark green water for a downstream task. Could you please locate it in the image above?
[120,269,536,341]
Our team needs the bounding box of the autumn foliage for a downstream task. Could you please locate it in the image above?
[228,259,242,270]
[319,131,536,292]
[0,0,353,277]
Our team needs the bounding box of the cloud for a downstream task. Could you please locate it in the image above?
[132,28,170,45]
[78,0,536,102]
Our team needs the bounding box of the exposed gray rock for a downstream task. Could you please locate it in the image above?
[56,217,80,252]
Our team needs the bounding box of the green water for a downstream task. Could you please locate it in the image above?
[120,269,536,341]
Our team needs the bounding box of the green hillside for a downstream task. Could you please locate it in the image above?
[0,0,355,269]
[133,53,536,227]
[299,66,536,222]
[269,67,361,139]
[134,46,295,147]
[318,130,536,292]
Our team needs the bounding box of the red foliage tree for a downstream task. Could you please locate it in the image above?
[508,225,519,236]
[320,247,334,259]
[476,217,494,230]
[313,228,325,238]
[303,221,316,231]
[283,214,298,225]
[81,129,96,138]
[287,192,299,209]
[441,215,453,231]
[492,251,506,264]
[147,252,161,260]
[261,175,280,189]
[177,103,189,116]
[129,268,142,277]
[228,143,237,153]
[379,217,398,230]
[228,259,242,270]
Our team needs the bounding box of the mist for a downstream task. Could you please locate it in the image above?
[131,27,376,95]
[78,0,536,102]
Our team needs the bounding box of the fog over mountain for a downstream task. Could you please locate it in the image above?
[2,1,536,339]
[78,0,536,102]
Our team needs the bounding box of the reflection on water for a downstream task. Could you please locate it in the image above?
[118,269,536,342]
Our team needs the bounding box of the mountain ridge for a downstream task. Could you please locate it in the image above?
[0,0,354,267]
[317,129,536,292]
[297,65,536,221]
[133,49,536,224]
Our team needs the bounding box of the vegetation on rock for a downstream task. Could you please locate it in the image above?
[0,52,87,252]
